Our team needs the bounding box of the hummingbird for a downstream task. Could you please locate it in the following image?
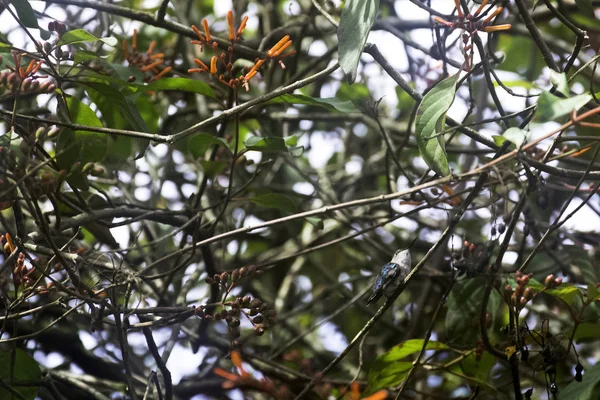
[366,240,415,306]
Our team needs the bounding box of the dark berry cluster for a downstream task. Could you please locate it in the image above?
[195,295,276,345]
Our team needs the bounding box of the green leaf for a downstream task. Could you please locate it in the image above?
[534,92,592,122]
[9,0,50,40]
[199,160,228,178]
[56,96,107,189]
[58,29,117,47]
[65,96,107,164]
[244,136,304,156]
[268,94,357,113]
[0,349,41,400]
[365,339,448,394]
[305,217,323,230]
[73,49,102,65]
[575,0,595,16]
[569,323,600,343]
[337,0,380,84]
[250,193,296,213]
[460,351,496,382]
[189,133,229,159]
[494,127,529,148]
[550,71,569,96]
[84,82,148,132]
[140,77,215,98]
[559,361,600,400]
[446,277,502,346]
[415,74,459,177]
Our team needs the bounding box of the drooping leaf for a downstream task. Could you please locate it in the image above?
[559,361,600,400]
[575,0,595,16]
[365,339,448,394]
[244,136,303,156]
[550,71,569,96]
[250,193,296,213]
[415,74,459,177]
[446,277,502,346]
[56,96,107,189]
[0,349,41,400]
[84,82,148,132]
[268,94,357,113]
[534,92,592,122]
[9,0,50,40]
[337,0,380,84]
[189,133,229,159]
[58,29,117,47]
[493,127,529,148]
[460,351,496,383]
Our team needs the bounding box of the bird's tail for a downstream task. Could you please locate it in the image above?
[366,292,380,306]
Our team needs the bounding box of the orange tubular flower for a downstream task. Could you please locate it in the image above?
[482,6,504,25]
[192,25,205,41]
[210,55,217,74]
[483,24,511,33]
[267,35,291,57]
[454,0,464,18]
[202,19,212,42]
[227,11,235,41]
[433,16,454,27]
[474,0,489,17]
[237,16,248,38]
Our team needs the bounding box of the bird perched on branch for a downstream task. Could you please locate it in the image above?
[366,241,415,306]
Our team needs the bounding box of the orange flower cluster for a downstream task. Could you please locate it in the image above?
[122,29,172,81]
[188,11,295,91]
[1,52,54,94]
[1,233,39,293]
[213,351,292,398]
[433,0,511,34]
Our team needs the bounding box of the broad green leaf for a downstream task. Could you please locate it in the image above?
[84,82,148,132]
[365,339,448,394]
[65,96,107,164]
[446,277,502,346]
[460,351,496,382]
[56,96,107,189]
[337,0,380,84]
[587,284,600,303]
[199,160,228,178]
[534,92,592,122]
[268,94,357,113]
[565,245,598,284]
[569,323,600,343]
[559,361,600,400]
[494,127,529,148]
[9,0,50,40]
[58,29,117,47]
[550,71,569,96]
[73,49,102,65]
[141,77,215,98]
[575,0,595,16]
[0,349,41,400]
[189,133,229,159]
[244,136,303,156]
[415,74,459,177]
[250,193,296,213]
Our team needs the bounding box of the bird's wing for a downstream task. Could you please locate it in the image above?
[366,263,399,306]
